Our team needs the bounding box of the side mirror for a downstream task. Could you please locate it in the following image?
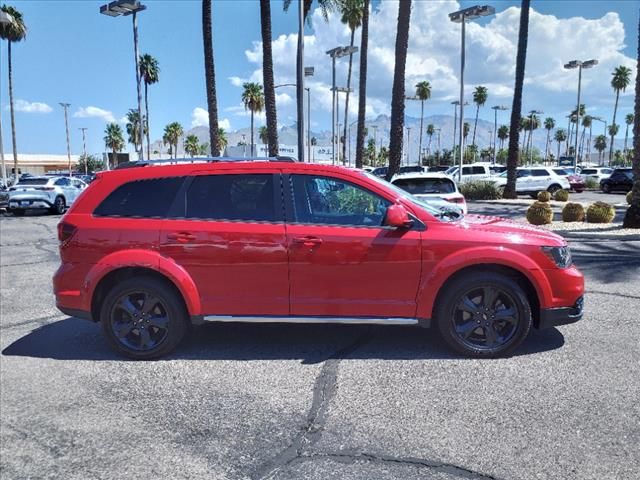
[385,204,413,229]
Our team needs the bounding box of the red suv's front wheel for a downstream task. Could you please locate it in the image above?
[100,277,188,359]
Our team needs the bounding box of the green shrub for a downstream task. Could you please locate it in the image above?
[584,177,599,189]
[562,202,585,222]
[586,201,615,223]
[627,191,633,205]
[537,191,551,202]
[526,201,553,225]
[554,189,569,202]
[458,181,503,200]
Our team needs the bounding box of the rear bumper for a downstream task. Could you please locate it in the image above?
[538,296,584,329]
[9,195,55,209]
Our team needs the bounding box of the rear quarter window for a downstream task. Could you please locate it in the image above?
[94,177,184,218]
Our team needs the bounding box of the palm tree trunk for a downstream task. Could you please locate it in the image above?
[112,148,117,169]
[342,27,355,164]
[355,0,369,169]
[557,141,560,162]
[609,90,620,162]
[260,0,279,157]
[472,104,479,148]
[624,123,630,155]
[203,0,220,156]
[250,111,255,157]
[387,0,412,181]
[8,41,18,178]
[427,135,432,156]
[144,82,151,159]
[418,100,424,165]
[505,0,530,198]
[579,126,586,162]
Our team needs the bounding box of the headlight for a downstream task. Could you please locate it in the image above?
[541,246,572,268]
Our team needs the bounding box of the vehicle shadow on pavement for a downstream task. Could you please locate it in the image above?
[2,317,565,361]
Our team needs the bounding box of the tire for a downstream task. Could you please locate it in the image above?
[547,184,561,194]
[435,272,532,358]
[100,276,188,359]
[50,196,65,215]
[574,189,583,194]
[11,209,25,217]
[601,183,611,193]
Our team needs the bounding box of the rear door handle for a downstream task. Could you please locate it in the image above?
[292,236,323,247]
[167,232,196,243]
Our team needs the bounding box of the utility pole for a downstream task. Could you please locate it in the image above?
[79,127,88,174]
[60,103,72,176]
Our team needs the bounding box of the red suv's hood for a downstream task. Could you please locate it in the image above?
[451,214,566,246]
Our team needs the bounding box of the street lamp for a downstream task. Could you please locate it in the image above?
[59,103,72,176]
[405,126,412,165]
[491,105,508,163]
[449,5,495,181]
[450,101,468,163]
[326,46,358,164]
[100,0,146,161]
[347,119,358,167]
[79,127,88,175]
[527,109,543,165]
[564,58,597,165]
[592,116,607,165]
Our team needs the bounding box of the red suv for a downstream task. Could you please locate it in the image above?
[53,160,584,359]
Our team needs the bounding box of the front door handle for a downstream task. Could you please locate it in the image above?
[292,236,323,247]
[167,232,196,243]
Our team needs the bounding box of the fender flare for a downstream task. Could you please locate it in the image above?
[416,246,553,319]
[83,249,201,316]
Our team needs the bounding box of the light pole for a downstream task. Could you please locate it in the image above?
[100,0,146,161]
[527,109,543,165]
[491,105,508,163]
[79,127,88,175]
[241,133,246,157]
[59,103,72,176]
[564,59,597,165]
[592,116,607,165]
[347,119,358,166]
[326,46,358,164]
[436,128,441,159]
[0,10,12,186]
[405,127,412,165]
[449,4,495,181]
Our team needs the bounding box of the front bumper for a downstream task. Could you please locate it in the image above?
[538,296,584,329]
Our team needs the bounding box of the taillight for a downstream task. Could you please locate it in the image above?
[57,222,77,243]
[446,196,466,204]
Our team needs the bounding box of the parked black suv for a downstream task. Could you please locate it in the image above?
[600,168,632,193]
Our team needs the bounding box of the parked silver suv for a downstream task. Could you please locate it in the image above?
[8,176,86,216]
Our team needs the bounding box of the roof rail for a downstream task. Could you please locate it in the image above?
[112,156,297,170]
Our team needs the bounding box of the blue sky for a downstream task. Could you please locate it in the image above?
[0,0,638,156]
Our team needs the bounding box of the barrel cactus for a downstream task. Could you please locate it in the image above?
[537,191,551,202]
[562,202,585,222]
[554,189,569,202]
[586,201,615,224]
[526,201,553,225]
[628,191,633,205]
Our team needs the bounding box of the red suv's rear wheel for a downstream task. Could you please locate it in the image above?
[100,277,188,359]
[435,272,532,358]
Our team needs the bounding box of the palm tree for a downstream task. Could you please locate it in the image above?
[355,0,370,169]
[526,114,539,161]
[519,116,529,153]
[554,128,567,162]
[505,0,530,198]
[260,0,279,157]
[242,82,265,157]
[426,124,435,156]
[217,127,228,153]
[594,134,607,163]
[580,115,592,161]
[387,0,412,180]
[198,142,209,156]
[543,117,555,161]
[184,135,199,158]
[125,109,146,150]
[624,113,634,156]
[415,81,431,162]
[622,28,639,227]
[202,0,220,155]
[259,125,268,146]
[463,122,470,145]
[609,65,632,161]
[339,0,364,163]
[0,5,27,177]
[103,123,124,169]
[283,0,338,22]
[163,122,183,159]
[471,85,488,149]
[139,53,159,160]
[497,125,509,151]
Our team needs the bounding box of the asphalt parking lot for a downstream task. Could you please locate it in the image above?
[1,207,639,480]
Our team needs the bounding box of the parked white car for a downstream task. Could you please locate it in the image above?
[492,167,571,197]
[579,167,613,183]
[444,162,505,183]
[391,172,467,214]
[8,176,87,216]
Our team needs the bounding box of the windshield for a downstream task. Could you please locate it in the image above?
[392,177,455,194]
[363,172,459,221]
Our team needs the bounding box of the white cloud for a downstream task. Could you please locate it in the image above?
[190,107,231,130]
[9,99,53,114]
[229,76,246,87]
[74,106,115,123]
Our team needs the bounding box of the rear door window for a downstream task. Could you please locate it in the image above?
[531,169,550,177]
[94,177,184,218]
[184,174,278,222]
